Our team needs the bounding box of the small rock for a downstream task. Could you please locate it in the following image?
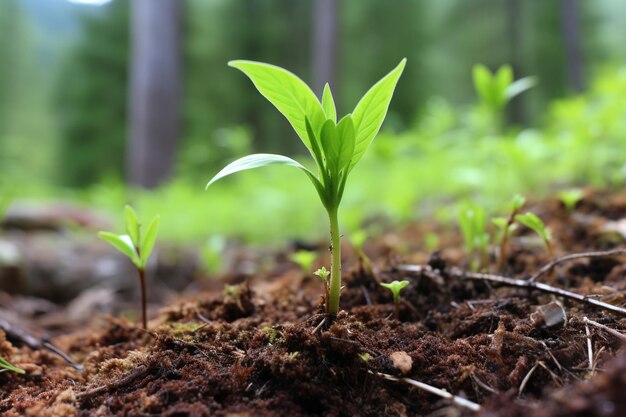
[389,351,413,375]
[530,301,566,329]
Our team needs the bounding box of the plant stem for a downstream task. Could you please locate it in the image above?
[327,208,342,313]
[138,268,147,329]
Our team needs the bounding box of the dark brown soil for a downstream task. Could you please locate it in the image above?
[1,189,626,416]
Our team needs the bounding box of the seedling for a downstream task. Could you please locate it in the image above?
[515,212,554,258]
[380,280,409,319]
[0,355,24,374]
[558,189,583,213]
[98,206,160,329]
[207,59,406,313]
[289,250,317,274]
[350,229,376,279]
[314,266,330,300]
[494,194,525,271]
[472,64,536,132]
[458,204,489,271]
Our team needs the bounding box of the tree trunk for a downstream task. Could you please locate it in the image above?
[560,0,584,92]
[312,0,338,98]
[127,0,181,188]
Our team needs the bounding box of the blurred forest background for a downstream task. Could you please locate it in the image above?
[1,0,626,245]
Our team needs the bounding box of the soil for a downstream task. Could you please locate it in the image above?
[1,188,626,416]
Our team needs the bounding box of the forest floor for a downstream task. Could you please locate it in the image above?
[1,189,626,416]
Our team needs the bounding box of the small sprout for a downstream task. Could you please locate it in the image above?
[358,352,371,363]
[289,250,317,273]
[99,205,160,329]
[458,204,489,271]
[314,266,330,283]
[207,59,406,314]
[350,229,376,278]
[261,325,279,344]
[495,194,525,271]
[380,280,409,319]
[285,351,300,361]
[0,356,24,374]
[515,212,554,258]
[558,189,583,213]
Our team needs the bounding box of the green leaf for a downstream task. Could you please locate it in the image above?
[0,356,24,374]
[335,115,356,172]
[515,212,550,242]
[206,153,326,208]
[322,83,337,123]
[380,280,410,302]
[228,60,326,155]
[505,76,537,101]
[124,205,140,247]
[472,64,493,105]
[320,119,339,171]
[350,58,406,170]
[98,232,141,266]
[511,194,526,211]
[140,216,160,266]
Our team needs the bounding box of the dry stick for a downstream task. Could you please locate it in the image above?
[518,362,539,397]
[585,320,594,374]
[77,365,149,401]
[528,248,626,283]
[369,371,481,412]
[396,264,626,316]
[584,317,626,342]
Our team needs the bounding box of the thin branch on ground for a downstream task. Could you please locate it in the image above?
[77,365,149,401]
[518,362,539,397]
[585,320,594,374]
[396,263,626,316]
[584,317,626,342]
[369,370,481,412]
[528,248,626,283]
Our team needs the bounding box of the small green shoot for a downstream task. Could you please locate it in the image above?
[314,266,330,301]
[98,205,160,329]
[558,189,583,213]
[515,212,554,258]
[207,59,406,313]
[458,204,489,271]
[380,280,409,319]
[358,352,371,363]
[350,229,376,278]
[289,250,317,274]
[0,355,24,374]
[494,194,525,271]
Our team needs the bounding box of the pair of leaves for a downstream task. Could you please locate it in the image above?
[473,64,537,111]
[207,59,406,212]
[515,212,551,242]
[380,280,409,303]
[98,206,160,270]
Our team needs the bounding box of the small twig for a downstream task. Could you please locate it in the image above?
[370,371,481,411]
[585,320,594,374]
[43,342,83,371]
[328,336,378,356]
[360,285,372,305]
[396,264,626,316]
[528,248,626,283]
[584,317,626,342]
[537,361,562,386]
[312,317,327,335]
[77,364,149,401]
[518,362,539,397]
[470,372,499,394]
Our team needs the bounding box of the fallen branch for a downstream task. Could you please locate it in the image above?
[396,263,626,316]
[370,370,481,412]
[77,364,149,401]
[584,317,626,342]
[528,248,626,283]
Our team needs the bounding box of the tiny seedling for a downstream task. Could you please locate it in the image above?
[207,59,406,313]
[473,64,537,113]
[314,266,330,300]
[458,204,489,271]
[380,280,409,319]
[0,355,24,374]
[289,250,317,274]
[98,206,160,329]
[558,189,583,214]
[494,194,525,270]
[350,229,376,279]
[515,212,554,258]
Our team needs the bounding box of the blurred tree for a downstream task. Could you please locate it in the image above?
[312,0,338,97]
[127,0,182,188]
[55,0,129,186]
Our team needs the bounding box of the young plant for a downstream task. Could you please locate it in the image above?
[493,194,525,271]
[98,206,160,329]
[558,189,583,214]
[350,229,376,279]
[207,59,406,314]
[380,280,409,319]
[515,212,554,258]
[458,204,490,271]
[314,266,330,301]
[0,355,24,374]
